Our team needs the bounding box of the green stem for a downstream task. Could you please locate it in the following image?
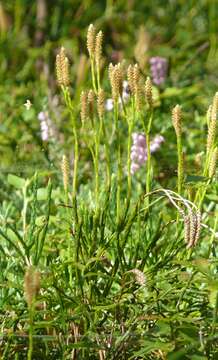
[197,179,211,209]
[145,110,153,205]
[127,120,133,199]
[146,131,151,196]
[96,62,101,91]
[207,211,218,258]
[27,305,34,360]
[91,57,97,93]
[127,98,135,200]
[62,87,79,211]
[114,100,121,224]
[94,133,100,207]
[22,183,29,241]
[72,126,79,204]
[177,135,183,195]
[212,292,218,334]
[64,186,73,287]
[102,117,111,189]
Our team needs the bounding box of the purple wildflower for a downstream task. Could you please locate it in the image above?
[150,135,165,153]
[38,111,54,141]
[149,57,168,86]
[130,133,164,174]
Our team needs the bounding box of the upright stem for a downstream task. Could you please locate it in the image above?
[127,121,133,199]
[91,58,97,93]
[114,101,121,224]
[94,128,100,206]
[22,184,28,240]
[146,132,151,195]
[62,87,79,211]
[27,305,34,360]
[72,125,79,205]
[102,118,111,189]
[177,135,183,195]
[127,98,135,200]
[96,63,101,91]
[197,179,211,210]
[145,110,153,206]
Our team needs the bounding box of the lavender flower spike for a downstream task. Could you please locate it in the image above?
[149,57,168,86]
[130,133,147,175]
[38,111,54,141]
[150,135,164,153]
[130,133,164,174]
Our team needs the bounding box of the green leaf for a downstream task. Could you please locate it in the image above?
[206,194,218,201]
[178,324,198,341]
[168,349,188,360]
[37,187,47,200]
[8,174,26,189]
[185,175,208,184]
[131,340,174,358]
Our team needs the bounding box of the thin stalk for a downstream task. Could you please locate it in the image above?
[194,149,211,206]
[102,118,111,189]
[62,87,79,210]
[127,121,133,199]
[176,134,183,195]
[212,292,218,335]
[117,143,122,224]
[27,305,34,360]
[91,57,97,93]
[146,133,151,194]
[62,87,78,285]
[22,183,29,241]
[96,62,101,91]
[207,211,218,258]
[127,97,135,200]
[114,100,121,224]
[72,125,79,204]
[94,128,100,206]
[144,110,153,205]
[197,179,211,209]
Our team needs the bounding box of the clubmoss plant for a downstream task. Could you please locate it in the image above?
[109,63,123,222]
[195,92,217,208]
[97,88,111,189]
[88,89,95,122]
[56,47,70,88]
[56,47,79,211]
[208,147,217,178]
[80,90,89,125]
[87,24,97,93]
[2,21,216,359]
[144,76,154,205]
[172,104,183,195]
[206,93,218,155]
[61,154,69,196]
[95,30,103,90]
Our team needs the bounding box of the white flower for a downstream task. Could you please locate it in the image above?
[24,99,32,110]
[105,98,114,111]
